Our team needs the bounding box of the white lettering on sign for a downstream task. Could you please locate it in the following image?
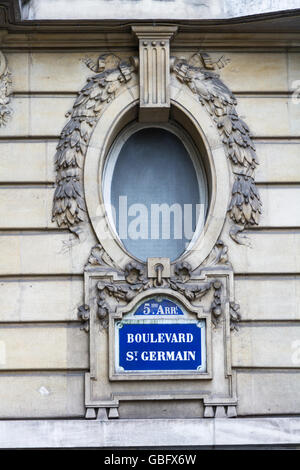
[142,303,179,315]
[126,351,135,361]
[141,350,196,361]
[127,332,193,344]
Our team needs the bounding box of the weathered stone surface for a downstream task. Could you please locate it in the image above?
[258,185,300,227]
[288,52,300,93]
[6,53,29,92]
[0,417,300,447]
[0,373,85,418]
[0,95,299,139]
[224,230,300,274]
[237,371,300,416]
[28,52,134,93]
[0,187,56,228]
[232,323,300,367]
[255,142,300,183]
[7,50,292,94]
[119,400,204,419]
[0,184,297,230]
[1,35,300,431]
[0,325,88,370]
[0,98,29,136]
[0,141,56,182]
[0,96,74,137]
[1,139,299,194]
[0,230,96,275]
[29,52,94,93]
[0,277,83,322]
[236,97,291,137]
[235,276,300,320]
[173,52,288,93]
[7,50,297,94]
[220,52,288,92]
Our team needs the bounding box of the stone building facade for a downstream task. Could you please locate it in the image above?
[0,0,300,448]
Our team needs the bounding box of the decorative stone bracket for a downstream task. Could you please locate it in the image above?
[132,25,177,122]
[204,399,238,419]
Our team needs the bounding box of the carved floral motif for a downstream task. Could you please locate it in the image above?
[93,245,225,328]
[229,301,241,331]
[78,304,90,332]
[203,239,229,267]
[85,243,118,270]
[0,51,12,127]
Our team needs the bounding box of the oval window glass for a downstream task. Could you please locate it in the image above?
[105,126,207,261]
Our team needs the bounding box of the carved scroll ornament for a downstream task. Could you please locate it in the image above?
[0,51,12,127]
[84,242,235,330]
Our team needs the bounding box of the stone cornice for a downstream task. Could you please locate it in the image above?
[1,3,300,49]
[1,30,300,50]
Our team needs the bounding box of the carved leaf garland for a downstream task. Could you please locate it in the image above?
[52,54,136,229]
[171,52,262,244]
[228,175,262,226]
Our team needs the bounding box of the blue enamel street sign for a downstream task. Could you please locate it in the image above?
[134,298,184,316]
[115,297,206,374]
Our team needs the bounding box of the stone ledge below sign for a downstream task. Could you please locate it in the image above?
[0,417,300,448]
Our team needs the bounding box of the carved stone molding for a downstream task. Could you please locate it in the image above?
[0,1,21,24]
[84,237,241,331]
[171,51,262,244]
[84,242,228,330]
[203,239,230,267]
[0,51,12,127]
[85,244,118,270]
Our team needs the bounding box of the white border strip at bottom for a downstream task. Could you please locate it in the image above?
[0,417,300,448]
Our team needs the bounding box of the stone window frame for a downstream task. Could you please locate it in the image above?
[101,120,209,263]
[84,82,230,270]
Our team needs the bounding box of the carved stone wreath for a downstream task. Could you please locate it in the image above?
[52,50,261,245]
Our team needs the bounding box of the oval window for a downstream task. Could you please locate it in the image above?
[103,124,207,262]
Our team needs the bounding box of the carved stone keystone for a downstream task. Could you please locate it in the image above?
[132,25,177,122]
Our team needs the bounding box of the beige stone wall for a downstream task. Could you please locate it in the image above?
[0,47,299,419]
